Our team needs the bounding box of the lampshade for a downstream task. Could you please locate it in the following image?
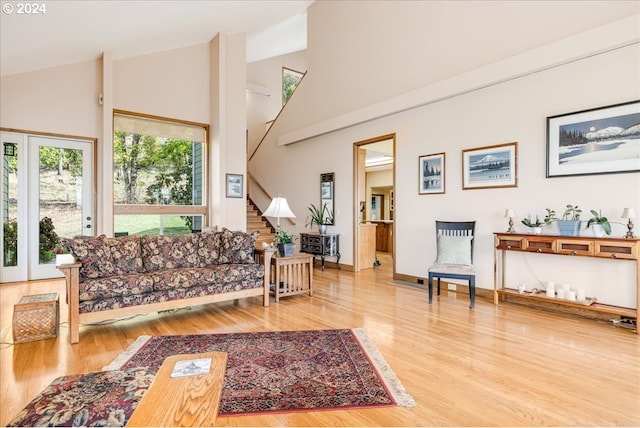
[504,208,515,218]
[264,197,296,229]
[621,208,636,219]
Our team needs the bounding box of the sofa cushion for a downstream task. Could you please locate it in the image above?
[198,230,222,266]
[217,228,258,264]
[79,273,155,301]
[202,263,265,285]
[150,267,210,291]
[142,234,201,271]
[62,235,143,279]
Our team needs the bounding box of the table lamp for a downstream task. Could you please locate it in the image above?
[504,208,516,233]
[263,196,296,232]
[621,208,636,238]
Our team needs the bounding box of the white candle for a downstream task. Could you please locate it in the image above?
[556,289,565,299]
[546,287,555,298]
[577,289,586,301]
[566,290,577,301]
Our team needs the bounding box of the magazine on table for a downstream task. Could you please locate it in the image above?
[170,357,212,378]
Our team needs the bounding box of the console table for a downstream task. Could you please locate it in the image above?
[494,233,639,331]
[300,232,340,270]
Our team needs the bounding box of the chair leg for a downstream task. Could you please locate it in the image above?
[437,278,441,296]
[469,276,475,309]
[428,273,433,304]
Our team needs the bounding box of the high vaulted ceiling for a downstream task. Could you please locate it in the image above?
[0,0,313,76]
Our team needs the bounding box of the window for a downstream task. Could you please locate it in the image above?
[282,67,304,105]
[113,111,208,235]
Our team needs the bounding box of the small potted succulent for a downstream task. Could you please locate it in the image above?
[274,230,297,257]
[522,208,557,234]
[521,215,544,234]
[585,209,611,237]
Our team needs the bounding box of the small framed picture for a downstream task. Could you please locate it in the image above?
[418,152,445,194]
[462,142,518,190]
[546,100,640,178]
[225,173,243,198]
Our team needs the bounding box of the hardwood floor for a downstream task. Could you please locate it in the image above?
[1,252,639,427]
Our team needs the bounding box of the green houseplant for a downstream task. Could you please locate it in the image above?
[274,229,297,257]
[306,202,333,234]
[521,215,544,234]
[557,204,582,236]
[585,209,612,237]
[522,209,557,234]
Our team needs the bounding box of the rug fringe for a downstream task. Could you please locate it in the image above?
[102,335,151,371]
[352,328,416,408]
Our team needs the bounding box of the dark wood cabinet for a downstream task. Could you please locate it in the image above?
[300,232,340,270]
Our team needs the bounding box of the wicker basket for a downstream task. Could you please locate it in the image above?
[13,293,59,343]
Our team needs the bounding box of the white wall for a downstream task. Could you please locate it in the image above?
[246,50,307,156]
[114,44,210,123]
[0,60,101,137]
[249,7,640,308]
[1,40,248,236]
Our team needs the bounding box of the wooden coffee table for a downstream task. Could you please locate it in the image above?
[126,352,227,427]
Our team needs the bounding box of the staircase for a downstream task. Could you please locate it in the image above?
[247,198,275,246]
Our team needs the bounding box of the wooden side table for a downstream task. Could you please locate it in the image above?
[126,352,227,427]
[270,253,314,302]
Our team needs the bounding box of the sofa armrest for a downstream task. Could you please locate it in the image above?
[254,248,275,307]
[57,262,81,344]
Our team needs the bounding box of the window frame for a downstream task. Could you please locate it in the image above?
[112,110,209,231]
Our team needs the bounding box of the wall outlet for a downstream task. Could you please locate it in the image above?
[447,283,457,291]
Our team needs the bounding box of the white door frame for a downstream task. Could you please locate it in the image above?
[0,131,94,283]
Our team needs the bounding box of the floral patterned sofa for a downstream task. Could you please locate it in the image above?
[58,228,273,344]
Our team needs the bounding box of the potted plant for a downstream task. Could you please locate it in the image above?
[306,202,333,234]
[557,204,582,236]
[274,230,297,257]
[522,209,557,234]
[521,215,544,234]
[585,209,611,237]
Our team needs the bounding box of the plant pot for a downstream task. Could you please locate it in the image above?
[55,253,75,265]
[318,225,328,234]
[531,227,542,235]
[590,223,605,238]
[277,243,295,257]
[557,220,582,236]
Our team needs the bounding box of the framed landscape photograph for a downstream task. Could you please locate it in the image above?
[462,142,518,190]
[225,173,243,198]
[546,100,640,177]
[418,152,445,194]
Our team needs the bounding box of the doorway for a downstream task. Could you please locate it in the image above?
[1,131,94,282]
[353,133,395,273]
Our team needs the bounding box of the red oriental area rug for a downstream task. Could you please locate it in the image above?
[104,328,415,416]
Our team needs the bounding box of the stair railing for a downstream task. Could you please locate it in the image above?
[247,172,296,229]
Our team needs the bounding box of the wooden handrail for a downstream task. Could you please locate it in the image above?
[247,172,296,226]
[248,72,307,162]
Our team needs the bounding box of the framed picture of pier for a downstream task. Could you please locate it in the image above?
[546,100,640,178]
[419,152,445,194]
[462,142,518,190]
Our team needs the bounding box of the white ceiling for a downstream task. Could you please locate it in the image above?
[0,0,313,76]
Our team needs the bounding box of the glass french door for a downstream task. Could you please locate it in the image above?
[1,132,93,282]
